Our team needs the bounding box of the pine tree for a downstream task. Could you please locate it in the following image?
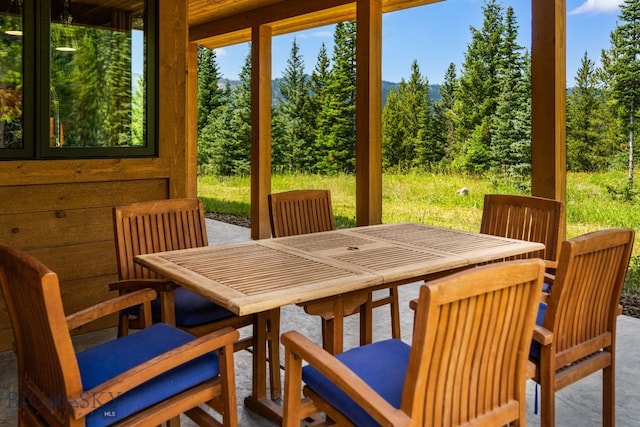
[66,28,106,146]
[197,46,225,133]
[598,49,626,170]
[567,52,608,172]
[273,39,314,172]
[603,0,640,186]
[131,75,145,146]
[197,47,230,174]
[106,27,132,146]
[315,21,357,174]
[452,0,505,173]
[382,60,431,170]
[412,65,435,169]
[308,44,331,171]
[382,85,404,169]
[431,63,458,165]
[210,52,251,175]
[491,6,530,179]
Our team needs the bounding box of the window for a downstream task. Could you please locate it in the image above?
[0,0,156,159]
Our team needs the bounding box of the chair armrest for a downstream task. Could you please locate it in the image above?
[544,260,558,271]
[69,326,239,419]
[66,289,157,331]
[109,278,175,293]
[532,324,553,346]
[409,298,418,311]
[281,331,410,427]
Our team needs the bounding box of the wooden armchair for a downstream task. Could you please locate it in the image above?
[282,259,545,426]
[268,189,401,353]
[0,244,238,427]
[529,228,634,427]
[111,198,281,397]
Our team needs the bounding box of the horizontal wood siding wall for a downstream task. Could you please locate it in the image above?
[0,161,172,351]
[0,1,190,352]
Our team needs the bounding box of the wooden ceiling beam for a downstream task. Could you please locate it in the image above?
[190,0,442,48]
[190,0,353,45]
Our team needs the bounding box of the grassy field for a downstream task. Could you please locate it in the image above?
[198,171,640,291]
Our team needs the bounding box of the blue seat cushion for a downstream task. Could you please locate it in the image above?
[302,339,410,426]
[122,287,235,328]
[529,301,547,363]
[77,323,219,427]
[157,287,235,327]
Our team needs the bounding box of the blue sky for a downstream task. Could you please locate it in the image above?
[212,0,623,85]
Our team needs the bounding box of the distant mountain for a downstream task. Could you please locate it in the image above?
[219,78,441,106]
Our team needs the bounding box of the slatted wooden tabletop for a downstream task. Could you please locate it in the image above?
[135,223,544,316]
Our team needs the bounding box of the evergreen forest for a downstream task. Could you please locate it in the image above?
[196,0,640,191]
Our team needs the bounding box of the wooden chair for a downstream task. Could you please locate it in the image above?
[481,194,564,294]
[111,198,281,397]
[268,189,401,352]
[480,194,564,269]
[282,259,545,427]
[0,243,239,427]
[530,228,634,427]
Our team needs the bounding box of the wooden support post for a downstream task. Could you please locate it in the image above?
[185,42,199,199]
[355,0,383,226]
[250,25,273,240]
[159,1,192,199]
[531,0,566,239]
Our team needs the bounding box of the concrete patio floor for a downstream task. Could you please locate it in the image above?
[1,219,639,426]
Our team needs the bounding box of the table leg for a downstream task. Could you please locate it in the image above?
[321,296,345,354]
[244,308,285,425]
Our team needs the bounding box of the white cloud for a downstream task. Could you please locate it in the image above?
[570,0,622,15]
[312,30,333,39]
[213,47,227,58]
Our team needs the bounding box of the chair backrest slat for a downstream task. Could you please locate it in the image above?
[113,198,209,280]
[403,259,545,425]
[545,229,633,364]
[480,194,564,263]
[268,190,335,237]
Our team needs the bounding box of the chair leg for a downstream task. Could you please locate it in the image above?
[603,362,615,427]
[359,294,373,346]
[359,287,402,346]
[282,344,303,427]
[539,357,555,427]
[117,313,129,337]
[389,286,401,339]
[218,341,238,427]
[267,309,282,399]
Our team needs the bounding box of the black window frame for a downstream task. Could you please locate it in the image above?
[0,0,158,160]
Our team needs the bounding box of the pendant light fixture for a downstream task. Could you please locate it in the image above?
[4,0,23,36]
[56,0,77,52]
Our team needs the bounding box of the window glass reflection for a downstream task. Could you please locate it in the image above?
[0,0,23,149]
[50,0,145,148]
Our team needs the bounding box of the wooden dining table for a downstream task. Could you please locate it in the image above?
[135,222,544,424]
